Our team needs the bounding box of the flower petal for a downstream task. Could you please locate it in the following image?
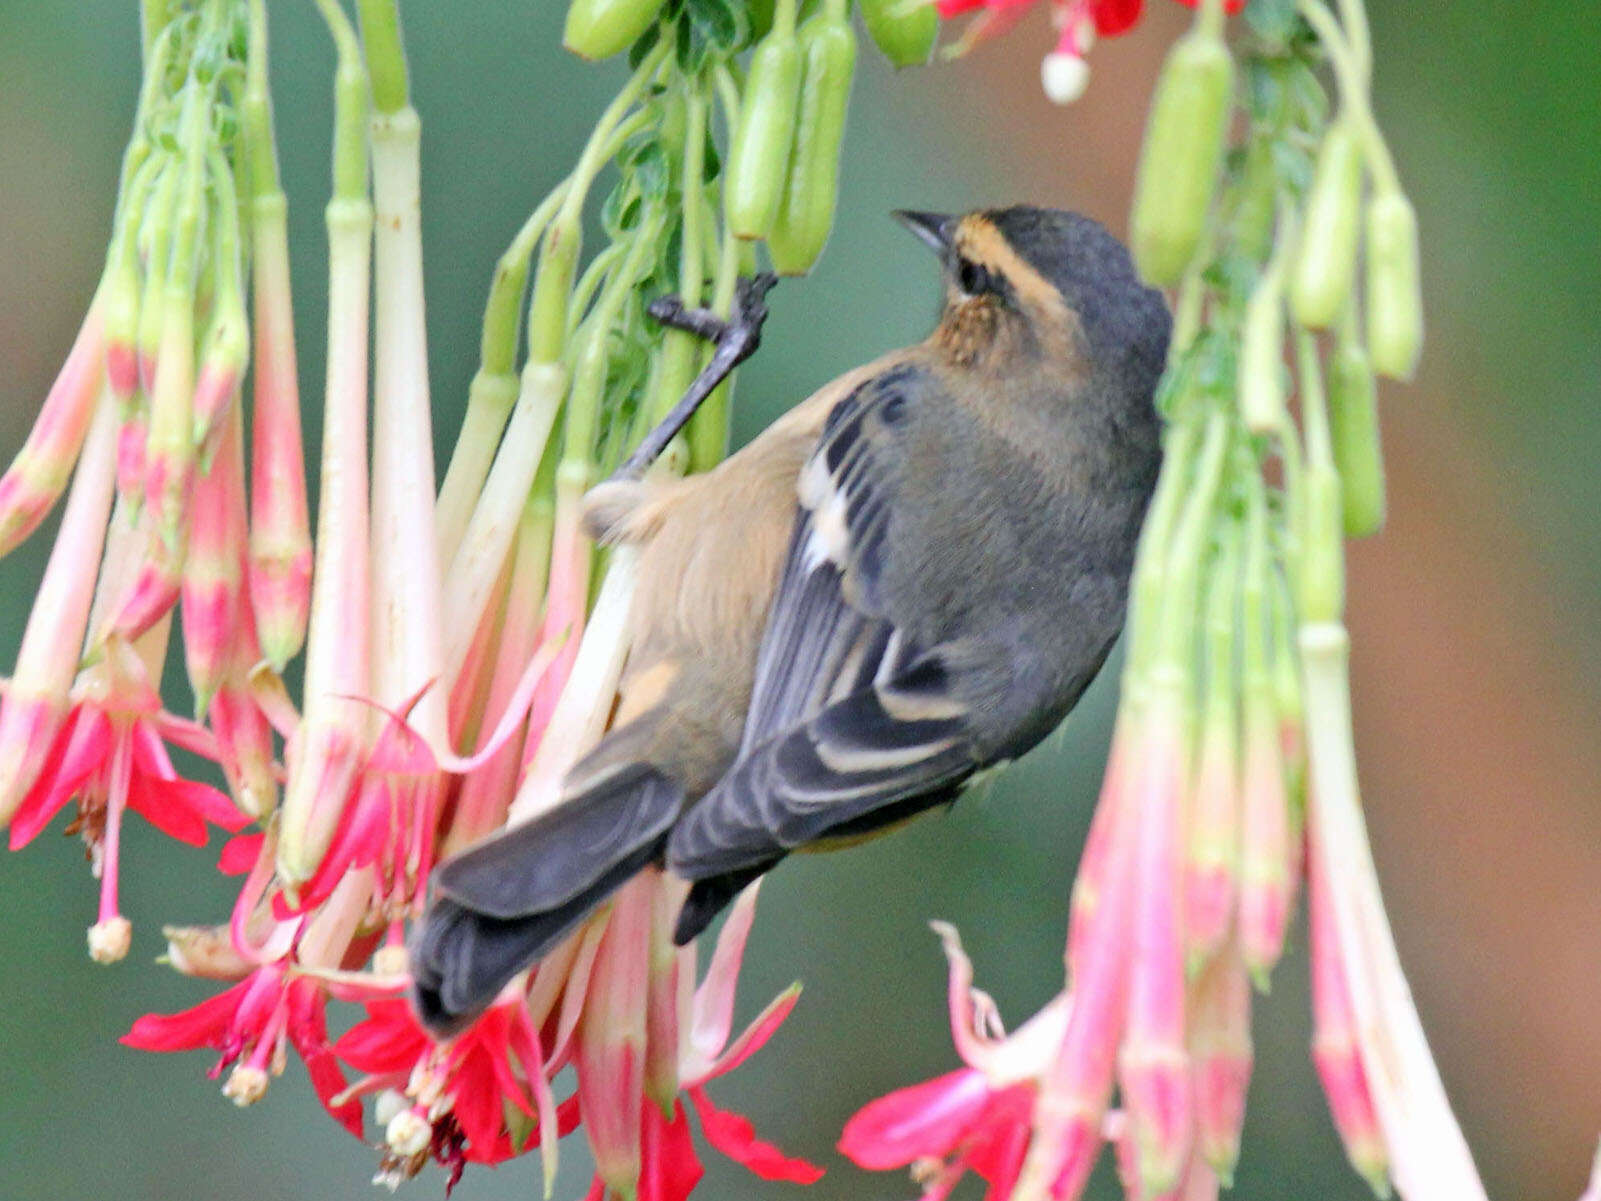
[121,980,248,1052]
[838,1067,994,1170]
[641,1099,704,1201]
[333,999,429,1075]
[684,982,800,1086]
[218,831,265,875]
[687,1085,824,1183]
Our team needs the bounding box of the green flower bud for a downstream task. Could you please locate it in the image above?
[724,23,804,240]
[1130,25,1234,286]
[1364,188,1423,379]
[1239,270,1286,434]
[1327,332,1385,538]
[768,14,856,275]
[1290,119,1364,330]
[859,0,937,68]
[562,0,669,62]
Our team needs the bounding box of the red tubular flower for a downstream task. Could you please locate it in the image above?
[933,0,1244,103]
[8,643,245,960]
[841,922,1070,1201]
[123,964,362,1134]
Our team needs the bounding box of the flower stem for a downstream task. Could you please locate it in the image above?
[356,0,410,115]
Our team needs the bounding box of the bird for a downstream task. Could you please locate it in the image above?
[410,205,1171,1035]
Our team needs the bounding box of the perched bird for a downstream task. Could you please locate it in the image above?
[412,205,1170,1034]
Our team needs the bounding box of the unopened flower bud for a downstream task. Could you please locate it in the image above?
[1327,332,1385,538]
[88,916,133,964]
[1237,692,1291,985]
[0,301,106,559]
[1239,270,1287,433]
[1309,858,1390,1196]
[103,255,142,405]
[725,22,804,240]
[860,0,937,68]
[562,0,669,61]
[1130,21,1234,285]
[1364,188,1423,380]
[1190,953,1252,1184]
[768,12,856,275]
[1291,119,1365,331]
[161,923,255,980]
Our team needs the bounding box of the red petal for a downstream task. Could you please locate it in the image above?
[1091,0,1144,36]
[967,1091,1033,1198]
[692,984,799,1084]
[687,1086,825,1184]
[286,980,365,1139]
[641,1100,704,1201]
[838,1068,994,1170]
[217,832,265,875]
[454,1045,515,1163]
[333,999,429,1075]
[8,708,108,849]
[126,774,209,845]
[121,980,249,1052]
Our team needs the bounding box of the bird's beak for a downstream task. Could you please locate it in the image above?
[893,209,954,256]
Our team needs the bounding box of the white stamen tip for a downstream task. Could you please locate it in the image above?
[386,1107,433,1158]
[1041,53,1091,105]
[372,944,409,976]
[223,1065,270,1107]
[87,916,132,964]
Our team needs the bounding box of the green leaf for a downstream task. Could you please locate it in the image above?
[1244,0,1298,45]
[685,0,748,54]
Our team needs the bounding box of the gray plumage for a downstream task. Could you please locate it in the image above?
[411,205,1169,1035]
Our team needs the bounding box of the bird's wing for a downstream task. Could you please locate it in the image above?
[668,366,981,881]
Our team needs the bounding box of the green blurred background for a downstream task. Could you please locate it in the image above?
[1,3,1597,1199]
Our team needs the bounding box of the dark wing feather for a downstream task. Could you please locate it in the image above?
[668,368,980,884]
[434,763,681,919]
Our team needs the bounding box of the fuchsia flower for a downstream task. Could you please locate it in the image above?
[122,959,362,1132]
[841,923,1070,1200]
[9,639,247,961]
[933,0,1245,103]
[321,875,818,1195]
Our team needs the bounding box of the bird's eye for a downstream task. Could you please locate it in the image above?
[955,257,994,297]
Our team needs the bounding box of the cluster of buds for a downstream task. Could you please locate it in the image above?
[842,3,1479,1201]
[4,0,873,1195]
[0,0,285,958]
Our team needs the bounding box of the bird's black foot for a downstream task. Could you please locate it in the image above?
[610,273,779,482]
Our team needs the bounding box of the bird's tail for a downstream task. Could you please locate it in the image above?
[409,762,682,1037]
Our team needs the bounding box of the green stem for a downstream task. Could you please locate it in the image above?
[527,36,670,364]
[141,0,172,63]
[1127,416,1202,675]
[773,0,798,37]
[242,0,281,201]
[1297,0,1399,195]
[1156,409,1232,669]
[656,80,709,429]
[688,191,742,472]
[562,214,664,477]
[314,0,370,203]
[356,0,409,114]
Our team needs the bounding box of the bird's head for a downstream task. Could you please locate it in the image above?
[896,205,1170,396]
